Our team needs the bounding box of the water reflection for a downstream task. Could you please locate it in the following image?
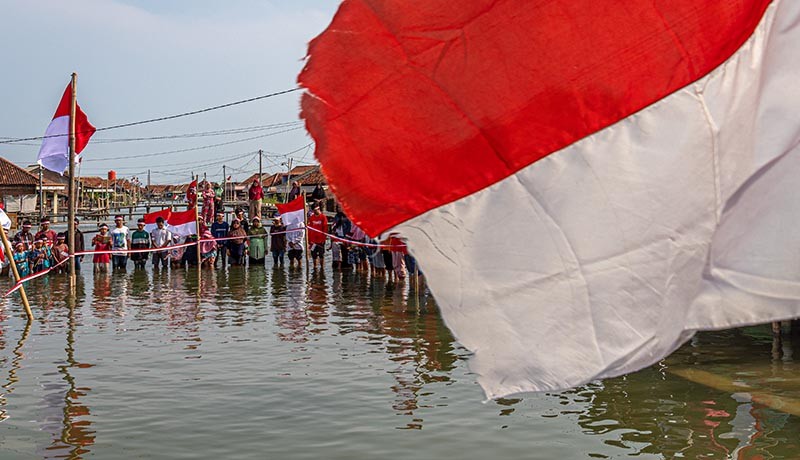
[574,329,800,458]
[0,266,798,458]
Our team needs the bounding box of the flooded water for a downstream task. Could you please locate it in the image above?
[0,263,798,459]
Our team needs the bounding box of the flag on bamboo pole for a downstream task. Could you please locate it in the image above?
[299,0,800,399]
[37,82,95,174]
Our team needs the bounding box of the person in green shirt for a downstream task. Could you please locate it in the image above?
[130,218,151,270]
[247,216,268,267]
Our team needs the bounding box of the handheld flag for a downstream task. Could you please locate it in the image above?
[300,0,800,398]
[276,195,305,246]
[37,82,95,174]
[142,208,172,234]
[167,209,198,238]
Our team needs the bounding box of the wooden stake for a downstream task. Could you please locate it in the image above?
[195,176,201,272]
[303,191,309,271]
[1,227,33,320]
[67,73,78,290]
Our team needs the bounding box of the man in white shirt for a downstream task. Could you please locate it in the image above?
[110,215,130,271]
[150,216,172,270]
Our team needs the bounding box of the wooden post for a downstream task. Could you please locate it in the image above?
[195,176,201,272]
[67,72,78,290]
[1,227,33,320]
[302,191,309,271]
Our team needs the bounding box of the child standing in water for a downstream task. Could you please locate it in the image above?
[12,242,29,277]
[92,224,112,272]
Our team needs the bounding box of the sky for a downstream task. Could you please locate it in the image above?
[0,0,341,184]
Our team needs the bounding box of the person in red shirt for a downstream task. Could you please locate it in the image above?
[307,204,328,269]
[248,179,264,221]
[34,217,58,247]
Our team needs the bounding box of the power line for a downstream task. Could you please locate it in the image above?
[83,126,305,162]
[0,87,301,144]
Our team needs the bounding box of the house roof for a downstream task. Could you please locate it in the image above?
[288,165,316,176]
[298,168,326,186]
[79,176,107,188]
[0,157,39,186]
[24,165,69,187]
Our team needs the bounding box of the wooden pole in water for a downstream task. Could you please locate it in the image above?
[1,227,33,320]
[195,175,201,272]
[303,191,309,271]
[67,72,78,291]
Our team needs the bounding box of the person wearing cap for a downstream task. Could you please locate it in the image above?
[92,224,112,272]
[12,241,30,277]
[13,220,34,250]
[247,216,267,267]
[210,212,229,267]
[150,216,172,270]
[248,178,264,222]
[307,205,328,269]
[73,218,85,271]
[35,217,58,247]
[110,215,130,271]
[130,218,151,269]
[269,217,286,267]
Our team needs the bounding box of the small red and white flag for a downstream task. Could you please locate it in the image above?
[276,196,305,245]
[300,0,800,398]
[37,82,95,174]
[165,209,197,238]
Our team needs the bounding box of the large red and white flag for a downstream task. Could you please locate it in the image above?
[300,0,800,398]
[166,209,198,238]
[37,82,96,174]
[142,208,172,234]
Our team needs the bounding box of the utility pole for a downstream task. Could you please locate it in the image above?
[147,169,151,213]
[259,149,263,183]
[284,158,293,201]
[38,164,44,220]
[222,164,226,213]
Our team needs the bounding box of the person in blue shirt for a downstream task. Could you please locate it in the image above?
[210,212,229,268]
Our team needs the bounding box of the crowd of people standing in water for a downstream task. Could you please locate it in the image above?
[3,194,418,282]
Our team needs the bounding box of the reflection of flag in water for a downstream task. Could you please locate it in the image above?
[276,196,305,246]
[37,82,95,174]
[300,0,800,398]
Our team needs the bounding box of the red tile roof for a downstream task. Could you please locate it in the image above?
[288,165,316,176]
[298,168,326,186]
[0,157,39,186]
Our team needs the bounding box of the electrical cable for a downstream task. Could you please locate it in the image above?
[0,87,301,144]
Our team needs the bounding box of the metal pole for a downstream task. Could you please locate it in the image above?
[67,73,78,289]
[284,158,293,202]
[259,149,263,183]
[147,169,151,214]
[38,165,44,220]
[1,227,33,320]
[222,165,226,217]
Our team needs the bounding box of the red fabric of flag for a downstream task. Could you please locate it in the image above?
[299,0,771,236]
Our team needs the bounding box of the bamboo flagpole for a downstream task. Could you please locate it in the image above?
[303,191,310,271]
[195,176,202,271]
[1,227,33,320]
[67,73,78,290]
